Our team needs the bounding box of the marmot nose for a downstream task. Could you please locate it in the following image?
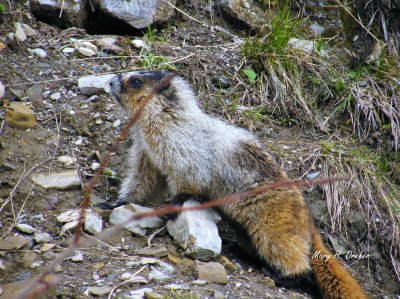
[109,74,122,100]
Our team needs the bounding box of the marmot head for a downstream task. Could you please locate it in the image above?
[109,71,201,121]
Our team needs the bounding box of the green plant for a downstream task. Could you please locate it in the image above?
[139,52,174,70]
[0,4,5,13]
[243,68,257,83]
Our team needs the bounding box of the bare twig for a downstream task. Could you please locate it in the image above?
[147,225,167,247]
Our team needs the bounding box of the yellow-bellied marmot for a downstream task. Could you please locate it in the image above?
[107,71,368,299]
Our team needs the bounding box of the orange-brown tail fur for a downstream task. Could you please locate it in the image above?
[311,228,368,299]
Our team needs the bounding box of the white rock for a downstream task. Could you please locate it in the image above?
[78,47,96,57]
[131,39,149,50]
[109,204,164,237]
[78,74,115,95]
[16,223,36,234]
[34,232,52,243]
[91,162,100,171]
[29,48,47,58]
[62,47,76,54]
[57,209,81,222]
[70,251,84,262]
[121,272,132,280]
[60,220,79,235]
[127,288,153,299]
[57,155,76,166]
[0,81,5,99]
[84,211,103,234]
[167,200,221,261]
[14,22,27,42]
[30,260,44,268]
[49,92,61,100]
[76,41,98,52]
[288,38,328,57]
[22,24,37,36]
[31,170,81,189]
[113,119,121,127]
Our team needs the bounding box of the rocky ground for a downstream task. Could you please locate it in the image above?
[0,1,399,299]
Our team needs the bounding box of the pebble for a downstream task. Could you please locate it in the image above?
[78,47,96,57]
[15,223,36,234]
[127,288,153,299]
[86,95,98,103]
[39,243,56,252]
[5,102,36,129]
[218,256,238,273]
[50,92,61,101]
[1,162,17,171]
[196,261,227,284]
[34,232,52,243]
[62,47,75,54]
[0,80,5,99]
[306,171,320,179]
[29,48,47,58]
[22,24,37,36]
[167,200,221,261]
[0,235,28,250]
[70,251,84,262]
[109,204,164,237]
[148,267,172,282]
[121,272,132,280]
[60,220,79,235]
[113,119,121,127]
[14,22,27,42]
[137,246,168,258]
[87,285,112,296]
[78,74,115,95]
[144,292,163,299]
[192,279,207,285]
[96,36,123,52]
[257,277,276,288]
[30,260,44,268]
[131,39,149,50]
[213,290,226,299]
[91,162,100,171]
[42,251,56,260]
[164,284,190,290]
[57,155,76,167]
[31,170,81,189]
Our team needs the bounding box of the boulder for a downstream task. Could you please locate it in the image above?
[30,0,87,28]
[97,0,176,29]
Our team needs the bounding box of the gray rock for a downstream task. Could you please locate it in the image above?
[14,22,27,42]
[164,284,190,290]
[126,288,153,299]
[196,261,227,284]
[109,204,164,236]
[96,36,123,53]
[87,285,113,296]
[98,0,176,29]
[0,235,29,250]
[167,200,221,261]
[78,74,115,95]
[30,0,87,28]
[288,38,328,57]
[62,47,76,54]
[49,92,61,100]
[0,80,5,99]
[84,210,103,234]
[217,0,265,31]
[22,24,37,37]
[137,246,168,258]
[34,232,52,243]
[148,267,172,282]
[29,48,47,58]
[15,224,36,234]
[26,84,43,103]
[31,170,81,189]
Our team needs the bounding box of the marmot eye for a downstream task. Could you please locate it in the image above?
[128,77,143,88]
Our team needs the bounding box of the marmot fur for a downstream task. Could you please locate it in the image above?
[108,71,367,299]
